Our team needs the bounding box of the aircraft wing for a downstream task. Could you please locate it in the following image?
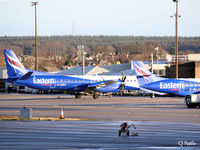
[87,80,122,93]
[88,80,118,89]
[140,87,167,95]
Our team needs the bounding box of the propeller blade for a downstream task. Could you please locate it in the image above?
[122,76,126,82]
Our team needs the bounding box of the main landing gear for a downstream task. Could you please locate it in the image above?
[75,93,99,99]
[93,93,99,99]
[75,93,81,99]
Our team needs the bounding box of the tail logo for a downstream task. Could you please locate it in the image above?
[134,63,151,83]
[6,53,26,74]
[134,64,148,76]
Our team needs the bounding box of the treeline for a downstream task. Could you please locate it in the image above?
[0,35,200,67]
[1,36,200,54]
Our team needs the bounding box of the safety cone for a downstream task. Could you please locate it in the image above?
[59,108,64,119]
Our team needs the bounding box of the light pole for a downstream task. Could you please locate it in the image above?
[151,53,155,98]
[172,0,180,78]
[155,47,159,65]
[31,1,38,71]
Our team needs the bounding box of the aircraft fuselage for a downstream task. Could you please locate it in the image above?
[142,79,200,96]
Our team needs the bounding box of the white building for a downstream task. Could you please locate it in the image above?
[165,54,200,62]
[0,67,10,92]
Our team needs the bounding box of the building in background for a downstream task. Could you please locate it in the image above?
[0,67,10,92]
[142,61,170,77]
[165,54,200,62]
[166,61,200,78]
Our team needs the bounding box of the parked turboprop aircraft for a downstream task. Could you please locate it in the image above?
[3,49,139,99]
[132,61,200,96]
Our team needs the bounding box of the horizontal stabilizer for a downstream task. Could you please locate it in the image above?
[19,71,33,80]
[3,78,18,83]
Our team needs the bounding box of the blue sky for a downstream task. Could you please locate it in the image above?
[0,0,199,36]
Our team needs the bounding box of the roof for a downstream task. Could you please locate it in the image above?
[56,66,96,76]
[42,66,60,72]
[100,69,136,76]
[101,63,131,72]
[56,63,135,76]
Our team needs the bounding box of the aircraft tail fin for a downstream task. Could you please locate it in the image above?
[132,61,164,86]
[3,49,27,79]
[132,61,152,77]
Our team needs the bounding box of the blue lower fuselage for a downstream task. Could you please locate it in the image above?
[142,79,200,96]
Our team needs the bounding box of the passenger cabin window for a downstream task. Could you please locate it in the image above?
[190,82,193,86]
[185,82,188,86]
[194,82,197,86]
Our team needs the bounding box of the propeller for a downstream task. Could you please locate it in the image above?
[119,71,127,95]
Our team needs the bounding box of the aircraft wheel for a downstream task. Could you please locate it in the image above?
[93,94,99,99]
[151,94,155,98]
[75,94,81,99]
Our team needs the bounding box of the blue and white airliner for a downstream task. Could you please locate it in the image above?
[132,61,200,97]
[3,49,139,99]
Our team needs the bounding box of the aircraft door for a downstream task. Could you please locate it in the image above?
[50,79,56,88]
[179,81,185,92]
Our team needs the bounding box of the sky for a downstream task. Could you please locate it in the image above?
[0,0,199,36]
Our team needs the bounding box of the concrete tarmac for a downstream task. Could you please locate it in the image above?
[0,120,200,149]
[0,94,200,149]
